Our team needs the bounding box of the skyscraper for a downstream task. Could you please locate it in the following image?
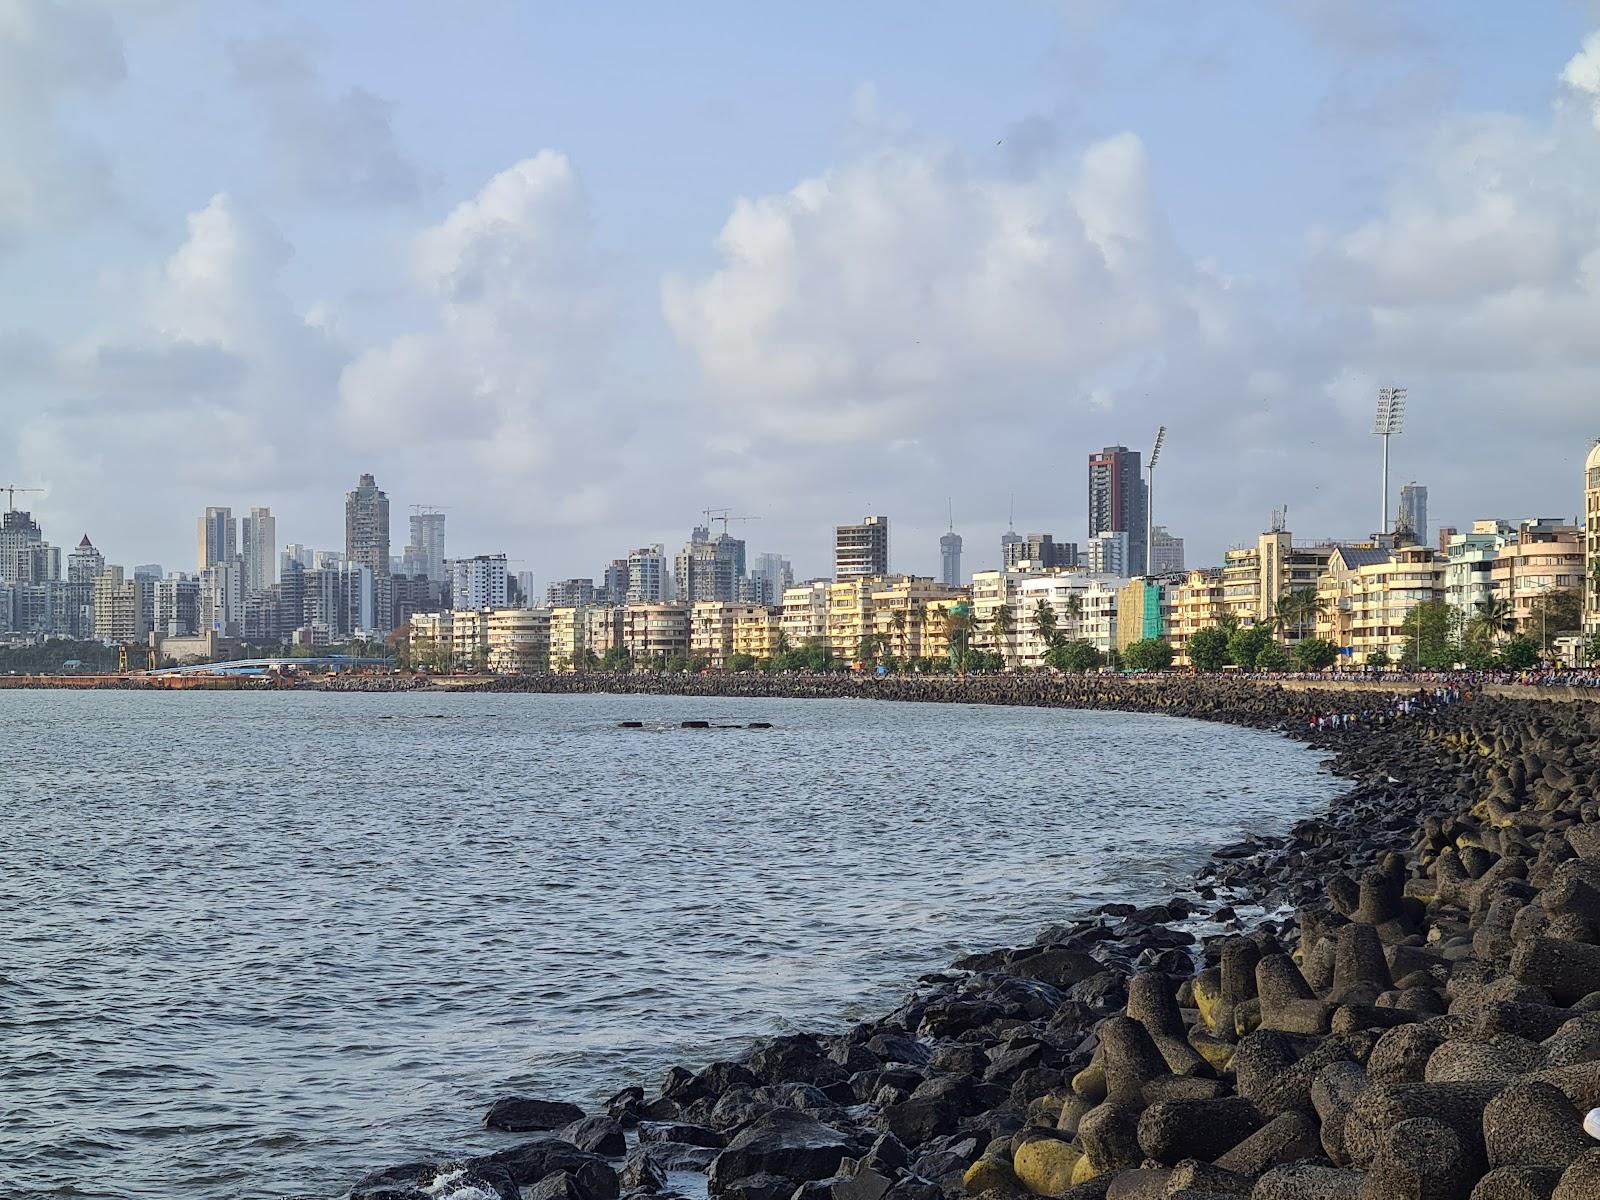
[835,515,889,581]
[1150,525,1185,575]
[345,473,392,630]
[626,546,666,602]
[675,525,743,603]
[748,553,794,605]
[1088,445,1147,576]
[197,506,236,573]
[68,535,104,586]
[1000,496,1022,570]
[240,506,276,597]
[451,554,509,611]
[1397,483,1428,548]
[940,528,963,587]
[404,509,446,580]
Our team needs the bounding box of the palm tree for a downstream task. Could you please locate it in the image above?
[1467,596,1516,647]
[1065,593,1084,631]
[1033,599,1058,656]
[944,607,975,668]
[890,609,908,659]
[1274,587,1326,640]
[991,603,1015,669]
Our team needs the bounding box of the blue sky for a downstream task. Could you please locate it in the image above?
[3,1,1599,583]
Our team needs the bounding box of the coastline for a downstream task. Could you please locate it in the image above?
[348,676,1600,1199]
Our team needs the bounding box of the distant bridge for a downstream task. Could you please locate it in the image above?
[150,656,392,677]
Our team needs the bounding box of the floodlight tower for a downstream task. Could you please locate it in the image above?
[1146,425,1166,577]
[1374,387,1407,538]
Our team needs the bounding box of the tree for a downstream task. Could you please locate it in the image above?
[1049,639,1103,673]
[1466,597,1516,648]
[1292,637,1339,671]
[1188,626,1231,673]
[1273,587,1326,641]
[991,604,1015,668]
[1498,635,1539,670]
[1033,599,1058,652]
[1529,588,1583,651]
[728,653,756,672]
[1367,648,1391,669]
[1122,638,1174,671]
[890,609,908,659]
[1226,624,1274,671]
[1255,642,1289,671]
[1399,601,1461,670]
[601,645,633,672]
[944,606,975,669]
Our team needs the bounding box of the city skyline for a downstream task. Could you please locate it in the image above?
[2,6,1599,582]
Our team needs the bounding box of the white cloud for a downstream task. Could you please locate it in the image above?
[1562,30,1600,130]
[662,133,1221,445]
[339,153,622,515]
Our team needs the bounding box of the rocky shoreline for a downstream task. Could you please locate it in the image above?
[351,678,1600,1200]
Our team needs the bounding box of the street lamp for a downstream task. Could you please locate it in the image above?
[1374,387,1407,539]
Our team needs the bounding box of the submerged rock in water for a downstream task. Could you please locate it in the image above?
[484,1097,587,1132]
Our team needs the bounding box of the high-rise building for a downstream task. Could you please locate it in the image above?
[603,558,630,603]
[940,525,963,587]
[345,473,392,630]
[675,526,742,603]
[1004,533,1077,571]
[93,566,150,642]
[1150,525,1185,576]
[133,564,163,582]
[451,554,510,611]
[747,553,793,607]
[199,560,242,636]
[197,507,236,573]
[155,576,200,636]
[1086,530,1129,577]
[68,535,104,586]
[1397,483,1428,548]
[626,546,666,602]
[547,578,598,608]
[1437,526,1458,555]
[1585,442,1600,640]
[240,507,276,597]
[337,562,375,635]
[1088,445,1148,577]
[404,509,446,581]
[0,510,49,585]
[835,515,889,581]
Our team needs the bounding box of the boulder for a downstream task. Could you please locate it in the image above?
[486,1097,587,1132]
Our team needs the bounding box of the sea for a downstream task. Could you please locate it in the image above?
[0,690,1344,1199]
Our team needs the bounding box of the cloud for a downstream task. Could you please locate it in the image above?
[663,133,1223,446]
[1562,30,1600,130]
[0,0,126,245]
[339,153,623,517]
[228,32,422,208]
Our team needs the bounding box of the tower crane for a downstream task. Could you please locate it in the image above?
[701,507,761,537]
[2,485,43,512]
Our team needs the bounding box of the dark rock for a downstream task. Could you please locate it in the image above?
[708,1110,851,1195]
[486,1096,587,1132]
[561,1116,628,1157]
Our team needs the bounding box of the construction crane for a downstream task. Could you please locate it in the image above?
[701,507,761,537]
[2,485,43,512]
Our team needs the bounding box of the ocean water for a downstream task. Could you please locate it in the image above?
[0,690,1343,1200]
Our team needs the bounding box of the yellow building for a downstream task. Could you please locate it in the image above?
[408,610,453,669]
[623,603,690,663]
[871,576,968,661]
[1222,527,1349,638]
[1115,578,1173,653]
[732,605,781,660]
[779,581,830,650]
[690,600,739,669]
[548,606,585,671]
[1170,568,1225,666]
[451,609,488,668]
[1491,520,1585,636]
[1587,442,1600,641]
[1347,546,1446,662]
[827,577,879,660]
[487,608,551,674]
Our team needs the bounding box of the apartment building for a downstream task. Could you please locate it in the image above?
[487,607,551,674]
[690,600,739,669]
[779,580,832,650]
[1170,568,1225,666]
[1490,520,1585,634]
[622,603,690,662]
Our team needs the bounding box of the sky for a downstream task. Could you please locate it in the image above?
[4,0,1600,586]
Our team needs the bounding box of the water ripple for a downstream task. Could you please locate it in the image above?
[0,691,1342,1200]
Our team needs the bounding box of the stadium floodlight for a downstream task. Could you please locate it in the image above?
[1145,425,1166,577]
[1374,387,1407,537]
